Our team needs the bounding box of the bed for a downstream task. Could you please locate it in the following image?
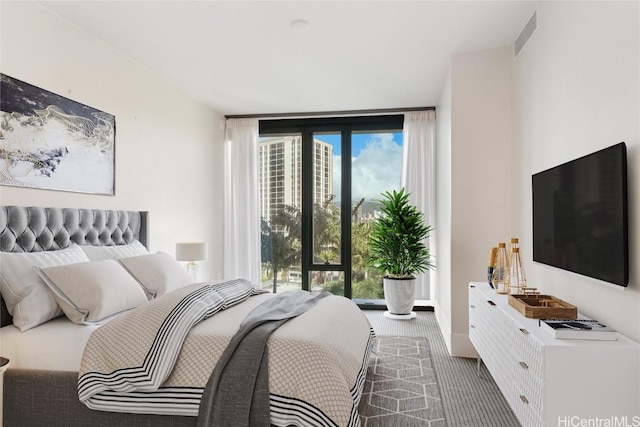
[0,206,375,427]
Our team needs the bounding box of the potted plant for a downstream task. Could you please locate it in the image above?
[368,188,434,318]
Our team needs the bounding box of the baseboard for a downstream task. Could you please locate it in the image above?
[435,309,453,355]
[450,332,478,358]
[434,310,478,357]
[355,299,435,311]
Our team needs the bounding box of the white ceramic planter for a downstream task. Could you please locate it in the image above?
[383,277,416,315]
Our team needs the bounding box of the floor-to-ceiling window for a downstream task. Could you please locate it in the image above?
[258,115,405,307]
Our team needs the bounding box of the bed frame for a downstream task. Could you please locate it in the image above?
[1,206,196,426]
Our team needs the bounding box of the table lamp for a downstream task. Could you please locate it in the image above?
[176,242,207,282]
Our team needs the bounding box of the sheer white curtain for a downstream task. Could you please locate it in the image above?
[402,110,436,301]
[224,118,262,287]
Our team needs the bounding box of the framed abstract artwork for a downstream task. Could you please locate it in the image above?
[0,74,115,195]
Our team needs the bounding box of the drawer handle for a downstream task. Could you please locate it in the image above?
[470,325,476,329]
[519,395,529,404]
[487,300,496,306]
[470,304,476,309]
[519,361,529,370]
[519,328,529,335]
[470,285,475,288]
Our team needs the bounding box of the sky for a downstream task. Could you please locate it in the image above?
[315,132,403,203]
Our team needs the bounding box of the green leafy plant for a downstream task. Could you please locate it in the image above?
[367,188,434,279]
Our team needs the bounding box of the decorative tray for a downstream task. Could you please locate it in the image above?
[508,293,577,319]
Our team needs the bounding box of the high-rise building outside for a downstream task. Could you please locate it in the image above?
[259,136,333,225]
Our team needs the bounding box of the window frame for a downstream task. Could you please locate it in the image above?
[259,115,404,300]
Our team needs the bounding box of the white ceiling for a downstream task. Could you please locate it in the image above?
[38,1,537,116]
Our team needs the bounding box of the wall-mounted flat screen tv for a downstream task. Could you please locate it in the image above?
[532,142,628,287]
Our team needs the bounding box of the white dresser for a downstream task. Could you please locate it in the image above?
[468,282,640,427]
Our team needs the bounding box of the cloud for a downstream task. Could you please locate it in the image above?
[333,133,402,202]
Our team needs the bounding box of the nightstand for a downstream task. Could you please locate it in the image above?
[0,357,8,427]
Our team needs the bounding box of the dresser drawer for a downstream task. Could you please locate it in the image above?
[509,323,544,401]
[469,285,501,329]
[505,382,545,427]
[469,283,544,425]
[506,354,544,418]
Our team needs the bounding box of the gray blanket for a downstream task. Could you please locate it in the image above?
[197,290,330,427]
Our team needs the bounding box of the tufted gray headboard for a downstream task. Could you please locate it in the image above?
[0,206,148,327]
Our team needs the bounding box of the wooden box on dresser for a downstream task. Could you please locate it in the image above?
[468,282,640,427]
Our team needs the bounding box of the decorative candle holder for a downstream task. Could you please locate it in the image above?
[508,247,527,294]
[492,242,509,294]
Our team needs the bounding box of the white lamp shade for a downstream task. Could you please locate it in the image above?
[176,242,207,262]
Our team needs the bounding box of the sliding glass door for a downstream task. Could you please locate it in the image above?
[259,116,404,303]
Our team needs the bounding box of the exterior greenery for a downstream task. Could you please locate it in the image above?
[260,189,433,295]
[261,197,385,298]
[261,207,301,293]
[367,188,434,279]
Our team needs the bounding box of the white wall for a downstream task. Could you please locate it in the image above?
[436,47,513,356]
[435,71,453,352]
[0,2,225,281]
[512,1,640,342]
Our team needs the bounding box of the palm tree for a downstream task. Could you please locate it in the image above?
[350,197,369,283]
[265,204,302,293]
[263,195,383,295]
[312,197,339,258]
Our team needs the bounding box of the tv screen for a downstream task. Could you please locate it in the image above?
[532,142,628,287]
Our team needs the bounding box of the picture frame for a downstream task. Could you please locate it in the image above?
[0,74,115,195]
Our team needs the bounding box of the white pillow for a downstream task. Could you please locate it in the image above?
[0,244,90,331]
[36,259,148,325]
[119,252,193,299]
[81,241,148,261]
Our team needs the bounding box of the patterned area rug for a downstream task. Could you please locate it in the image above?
[359,336,446,427]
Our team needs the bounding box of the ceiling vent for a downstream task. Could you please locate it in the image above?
[514,10,537,58]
